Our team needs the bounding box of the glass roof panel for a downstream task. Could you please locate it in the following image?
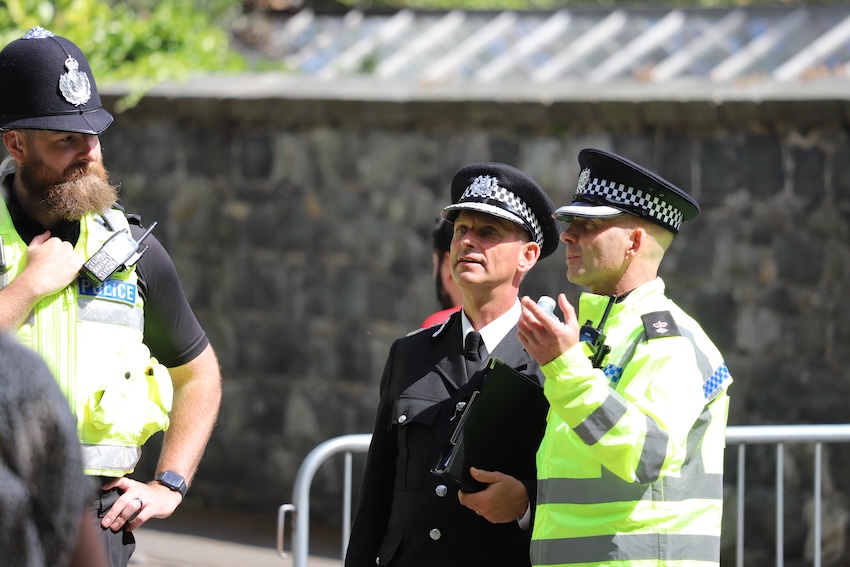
[239,5,850,85]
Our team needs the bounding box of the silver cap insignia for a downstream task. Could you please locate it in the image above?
[58,55,91,107]
[22,26,55,40]
[577,168,591,193]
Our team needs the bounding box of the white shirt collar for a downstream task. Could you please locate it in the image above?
[460,300,521,355]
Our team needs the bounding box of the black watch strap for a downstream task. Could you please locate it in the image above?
[155,470,188,498]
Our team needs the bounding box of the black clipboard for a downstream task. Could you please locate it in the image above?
[431,357,549,493]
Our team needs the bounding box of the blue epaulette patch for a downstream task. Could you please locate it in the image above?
[641,311,680,339]
[78,278,137,306]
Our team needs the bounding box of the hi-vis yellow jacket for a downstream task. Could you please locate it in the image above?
[532,278,732,567]
[0,200,172,477]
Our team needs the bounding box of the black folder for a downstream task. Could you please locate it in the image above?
[432,357,549,493]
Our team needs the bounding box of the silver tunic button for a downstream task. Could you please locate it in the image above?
[398,414,407,424]
[429,528,442,541]
[435,484,448,497]
[375,557,380,565]
[455,401,466,412]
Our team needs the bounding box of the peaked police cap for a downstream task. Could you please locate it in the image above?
[442,162,560,259]
[554,148,700,234]
[0,27,113,135]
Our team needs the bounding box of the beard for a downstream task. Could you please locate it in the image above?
[18,155,118,221]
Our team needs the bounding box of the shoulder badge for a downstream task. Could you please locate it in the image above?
[641,311,681,339]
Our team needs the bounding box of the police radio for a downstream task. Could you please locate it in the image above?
[579,294,616,368]
[80,221,157,286]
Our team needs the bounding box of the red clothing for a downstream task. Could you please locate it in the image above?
[420,306,462,328]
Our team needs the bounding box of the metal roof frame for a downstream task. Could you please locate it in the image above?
[242,5,850,85]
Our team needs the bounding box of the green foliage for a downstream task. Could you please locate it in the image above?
[0,0,248,111]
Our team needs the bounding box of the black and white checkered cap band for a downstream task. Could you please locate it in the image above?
[577,175,685,231]
[456,176,543,246]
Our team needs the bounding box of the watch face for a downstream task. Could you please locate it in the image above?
[158,471,187,495]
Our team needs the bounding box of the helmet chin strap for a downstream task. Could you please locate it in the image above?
[0,155,14,176]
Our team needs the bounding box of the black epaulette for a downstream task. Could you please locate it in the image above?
[641,311,681,339]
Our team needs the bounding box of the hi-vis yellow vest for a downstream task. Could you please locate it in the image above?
[532,278,732,567]
[0,199,172,477]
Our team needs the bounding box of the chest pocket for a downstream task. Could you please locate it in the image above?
[392,395,442,428]
[392,394,446,490]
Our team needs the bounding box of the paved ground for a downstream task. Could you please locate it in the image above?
[127,507,342,567]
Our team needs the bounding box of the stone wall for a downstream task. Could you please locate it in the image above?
[100,77,850,563]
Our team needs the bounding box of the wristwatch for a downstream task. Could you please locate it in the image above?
[155,470,188,498]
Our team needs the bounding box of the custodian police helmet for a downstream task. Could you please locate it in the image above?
[0,26,113,135]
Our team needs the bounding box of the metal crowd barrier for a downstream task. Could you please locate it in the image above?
[725,424,850,567]
[277,425,850,567]
[278,434,372,567]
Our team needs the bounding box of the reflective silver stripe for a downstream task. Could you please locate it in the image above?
[571,391,667,483]
[573,392,627,446]
[540,405,723,504]
[82,444,142,472]
[685,406,711,473]
[679,325,731,401]
[537,471,723,505]
[77,296,144,331]
[636,414,667,483]
[532,533,720,565]
[679,325,714,378]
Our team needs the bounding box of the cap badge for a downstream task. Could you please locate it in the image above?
[466,175,500,198]
[22,26,55,40]
[577,168,591,193]
[58,55,91,107]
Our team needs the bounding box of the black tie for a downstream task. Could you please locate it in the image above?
[464,331,488,377]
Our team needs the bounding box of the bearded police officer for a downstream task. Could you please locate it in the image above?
[346,163,559,567]
[0,27,222,567]
[517,148,732,567]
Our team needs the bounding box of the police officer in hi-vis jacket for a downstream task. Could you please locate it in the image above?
[518,148,732,567]
[0,27,222,567]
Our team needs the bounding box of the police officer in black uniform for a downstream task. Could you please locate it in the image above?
[345,163,559,567]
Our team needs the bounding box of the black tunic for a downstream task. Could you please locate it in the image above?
[346,311,543,567]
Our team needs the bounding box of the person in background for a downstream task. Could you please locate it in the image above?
[421,216,463,328]
[0,332,108,567]
[346,162,560,567]
[517,148,732,567]
[0,27,222,567]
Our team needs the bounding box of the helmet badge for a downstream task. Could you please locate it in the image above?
[58,55,91,107]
